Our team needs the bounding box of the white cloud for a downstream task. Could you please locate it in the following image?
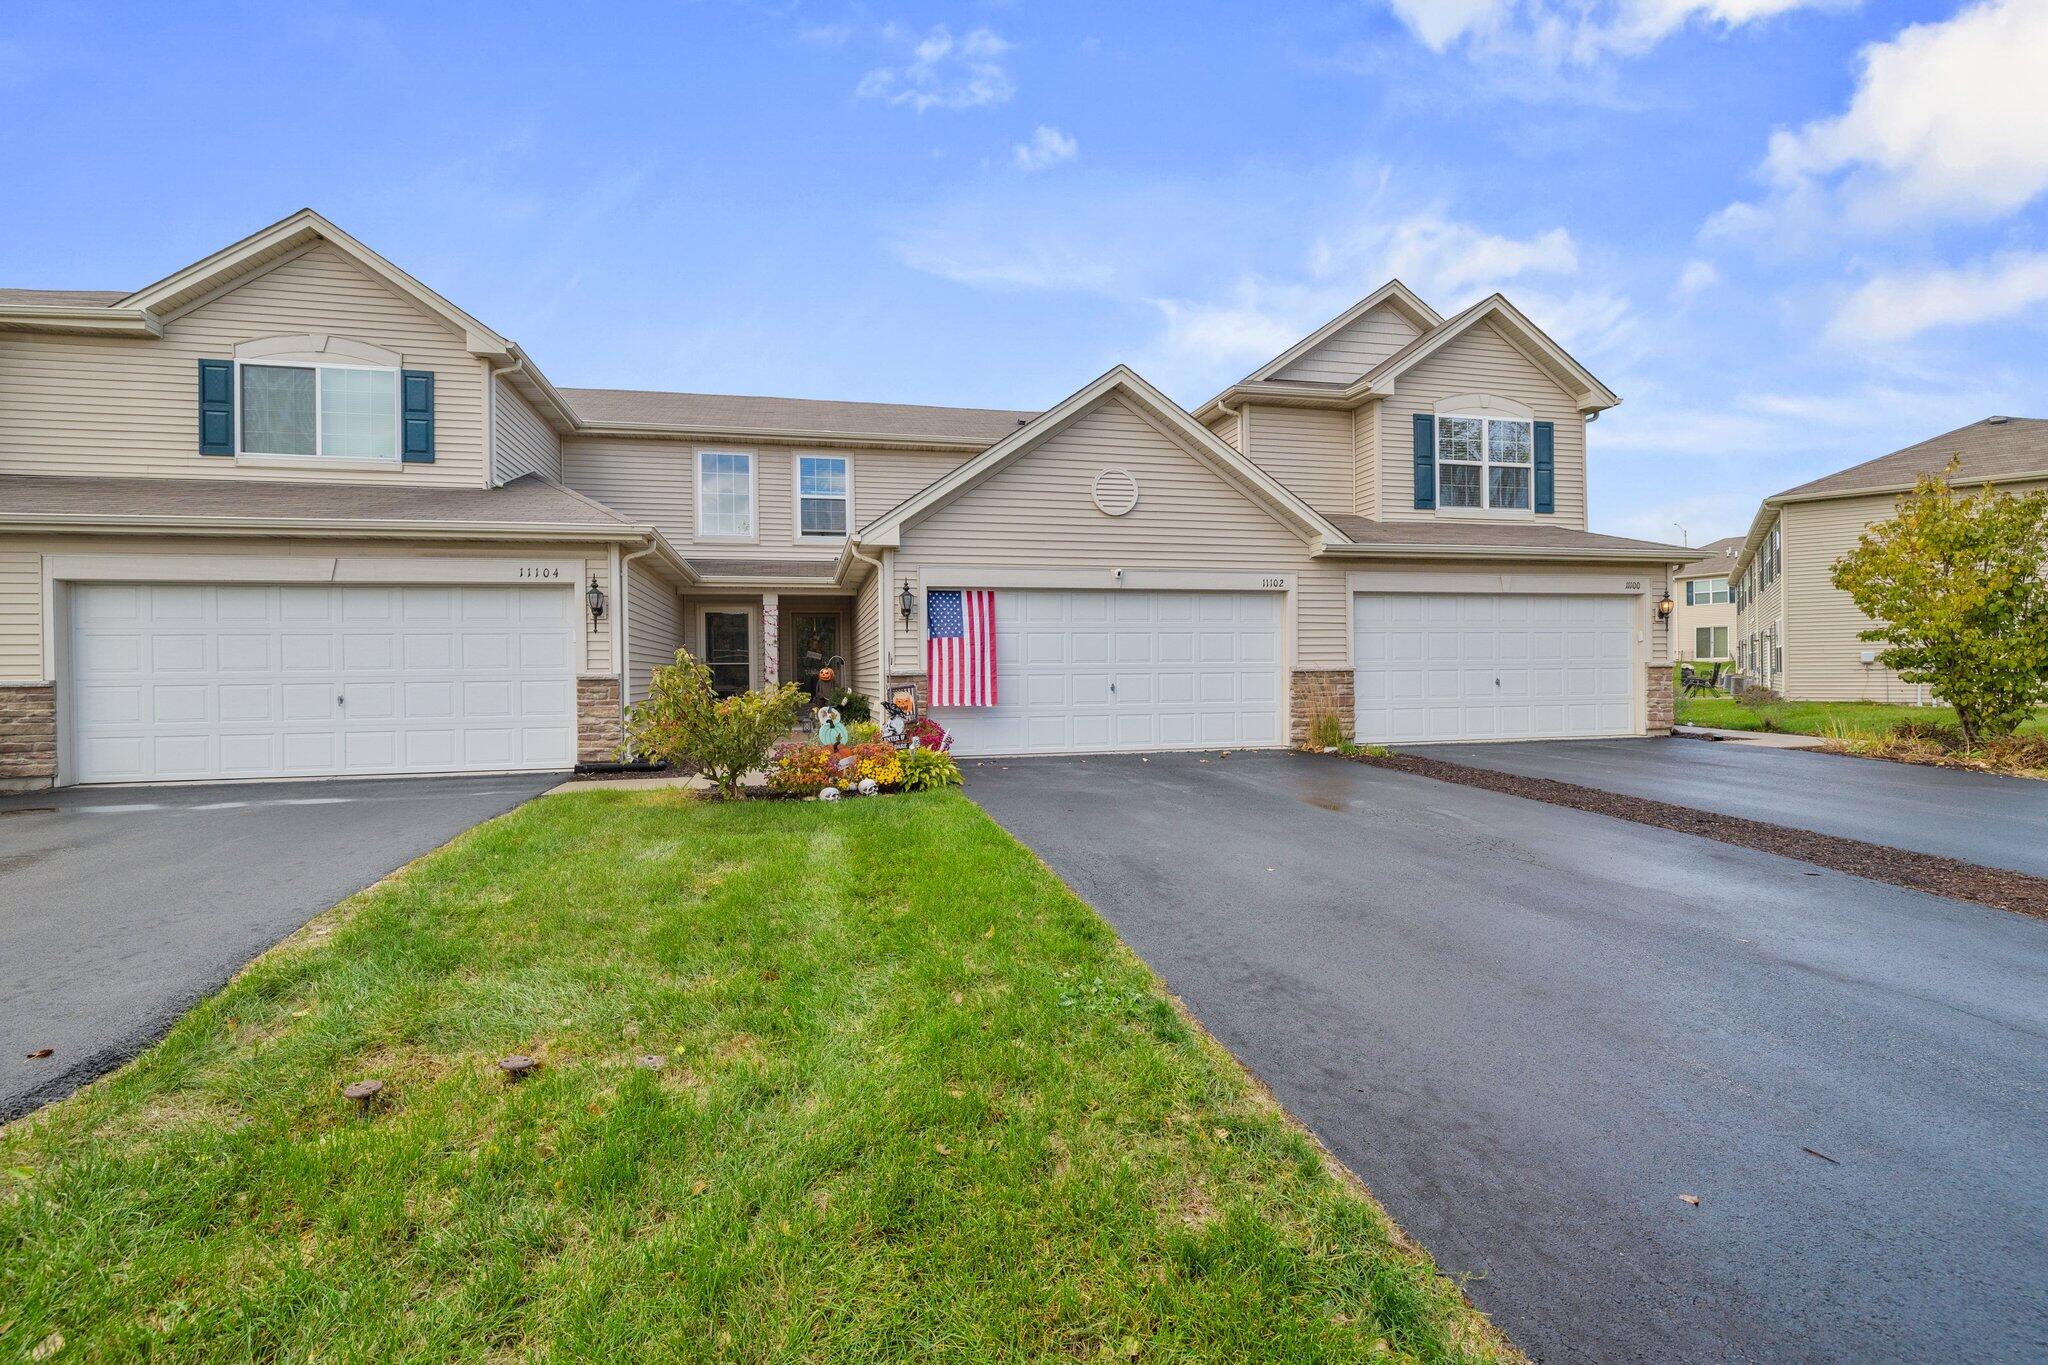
[1828,252,2048,345]
[1674,259,1720,297]
[1383,0,1845,65]
[1717,0,2048,233]
[856,26,1014,112]
[1013,125,1078,173]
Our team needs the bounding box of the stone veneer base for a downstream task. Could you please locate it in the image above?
[578,674,624,764]
[0,683,57,789]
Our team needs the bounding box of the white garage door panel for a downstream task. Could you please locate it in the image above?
[69,583,576,783]
[935,589,1282,756]
[1354,592,1634,743]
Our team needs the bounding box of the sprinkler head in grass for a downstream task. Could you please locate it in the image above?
[635,1054,667,1071]
[342,1078,384,1116]
[499,1055,537,1082]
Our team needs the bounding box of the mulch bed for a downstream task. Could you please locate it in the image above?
[1345,750,2048,920]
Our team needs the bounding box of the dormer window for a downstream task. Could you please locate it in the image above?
[1438,415,1533,511]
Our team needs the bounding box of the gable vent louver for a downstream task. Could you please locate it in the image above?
[1092,468,1140,517]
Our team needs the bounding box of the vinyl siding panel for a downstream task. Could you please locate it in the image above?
[1378,321,1588,526]
[0,245,489,486]
[1352,401,1380,519]
[559,437,964,559]
[1242,405,1353,513]
[0,534,616,683]
[625,557,683,703]
[493,380,562,484]
[890,395,1341,666]
[1206,409,1242,452]
[853,569,882,699]
[1273,306,1421,383]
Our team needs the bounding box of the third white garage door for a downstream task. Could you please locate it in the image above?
[933,589,1282,756]
[1353,592,1635,743]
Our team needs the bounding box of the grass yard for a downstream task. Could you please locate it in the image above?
[0,790,1510,1363]
[1674,677,2048,739]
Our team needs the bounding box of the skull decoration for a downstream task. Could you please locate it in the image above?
[818,786,842,802]
[857,778,879,796]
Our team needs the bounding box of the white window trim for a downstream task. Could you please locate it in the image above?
[791,451,853,543]
[695,449,758,542]
[1436,412,1535,514]
[233,359,402,463]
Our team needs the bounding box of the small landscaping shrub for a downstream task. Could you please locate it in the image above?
[830,690,872,723]
[900,746,964,791]
[846,720,883,745]
[766,741,834,797]
[623,651,808,799]
[848,741,902,791]
[906,715,953,751]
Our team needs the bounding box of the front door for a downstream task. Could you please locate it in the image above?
[791,612,840,700]
[703,611,751,695]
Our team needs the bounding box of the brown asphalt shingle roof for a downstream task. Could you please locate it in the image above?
[1776,417,2048,499]
[560,387,1036,445]
[0,288,129,307]
[1675,535,1745,573]
[1321,512,1689,558]
[0,472,635,528]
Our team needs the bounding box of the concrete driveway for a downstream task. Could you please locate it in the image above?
[1404,737,2048,876]
[0,773,560,1121]
[966,751,2048,1364]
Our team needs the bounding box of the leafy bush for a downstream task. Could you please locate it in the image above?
[766,741,834,797]
[846,720,883,745]
[1831,463,2048,744]
[622,651,807,799]
[900,746,963,791]
[831,690,873,723]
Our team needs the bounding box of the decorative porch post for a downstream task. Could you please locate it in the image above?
[761,593,780,687]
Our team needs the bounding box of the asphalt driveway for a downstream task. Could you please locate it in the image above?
[0,773,560,1121]
[966,751,2048,1364]
[1404,737,2048,876]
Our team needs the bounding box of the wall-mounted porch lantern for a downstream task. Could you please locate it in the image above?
[586,575,608,630]
[899,580,917,626]
[1655,592,1675,621]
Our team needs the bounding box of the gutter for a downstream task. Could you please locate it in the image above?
[0,513,663,541]
[0,305,161,337]
[1316,542,1694,564]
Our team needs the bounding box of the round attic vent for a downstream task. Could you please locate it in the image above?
[1092,468,1139,517]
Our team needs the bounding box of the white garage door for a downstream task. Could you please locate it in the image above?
[68,583,577,783]
[934,589,1282,756]
[1353,592,1635,743]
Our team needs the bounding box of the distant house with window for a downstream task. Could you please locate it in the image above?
[1671,536,1739,663]
[1732,417,2048,699]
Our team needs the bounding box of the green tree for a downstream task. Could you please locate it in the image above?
[621,650,807,798]
[1830,462,2048,745]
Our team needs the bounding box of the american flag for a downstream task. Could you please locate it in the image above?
[926,588,997,707]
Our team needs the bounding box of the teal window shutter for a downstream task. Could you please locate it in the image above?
[1685,580,1697,607]
[198,359,233,455]
[1533,420,1555,514]
[1411,413,1435,510]
[401,370,435,463]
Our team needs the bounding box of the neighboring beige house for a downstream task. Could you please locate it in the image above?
[1732,417,2048,700]
[0,211,1690,789]
[1671,535,1740,664]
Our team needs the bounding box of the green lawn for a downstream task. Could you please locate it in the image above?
[0,790,1509,1363]
[1674,674,2048,738]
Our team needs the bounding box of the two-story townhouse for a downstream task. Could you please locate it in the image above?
[1,211,1690,789]
[1731,417,2048,701]
[1671,536,1740,664]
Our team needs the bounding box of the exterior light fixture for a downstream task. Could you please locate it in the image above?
[585,575,607,627]
[899,581,916,626]
[1656,593,1675,620]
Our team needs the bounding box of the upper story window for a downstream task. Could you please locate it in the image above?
[697,450,756,538]
[796,454,850,538]
[1437,415,1533,510]
[239,362,398,460]
[1686,577,1730,606]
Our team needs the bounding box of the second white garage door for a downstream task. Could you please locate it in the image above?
[68,582,577,783]
[1353,592,1635,743]
[934,589,1282,756]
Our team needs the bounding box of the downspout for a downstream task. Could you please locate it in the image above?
[617,539,659,720]
[847,541,889,693]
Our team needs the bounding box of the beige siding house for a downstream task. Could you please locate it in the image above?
[0,210,1689,788]
[1732,418,2048,701]
[1671,536,1740,663]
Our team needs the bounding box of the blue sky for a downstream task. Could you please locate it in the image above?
[4,0,2044,544]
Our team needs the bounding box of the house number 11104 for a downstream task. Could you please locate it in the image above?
[518,567,563,579]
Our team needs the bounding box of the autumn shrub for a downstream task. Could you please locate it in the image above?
[623,651,808,799]
[846,720,883,745]
[905,716,953,752]
[766,741,834,797]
